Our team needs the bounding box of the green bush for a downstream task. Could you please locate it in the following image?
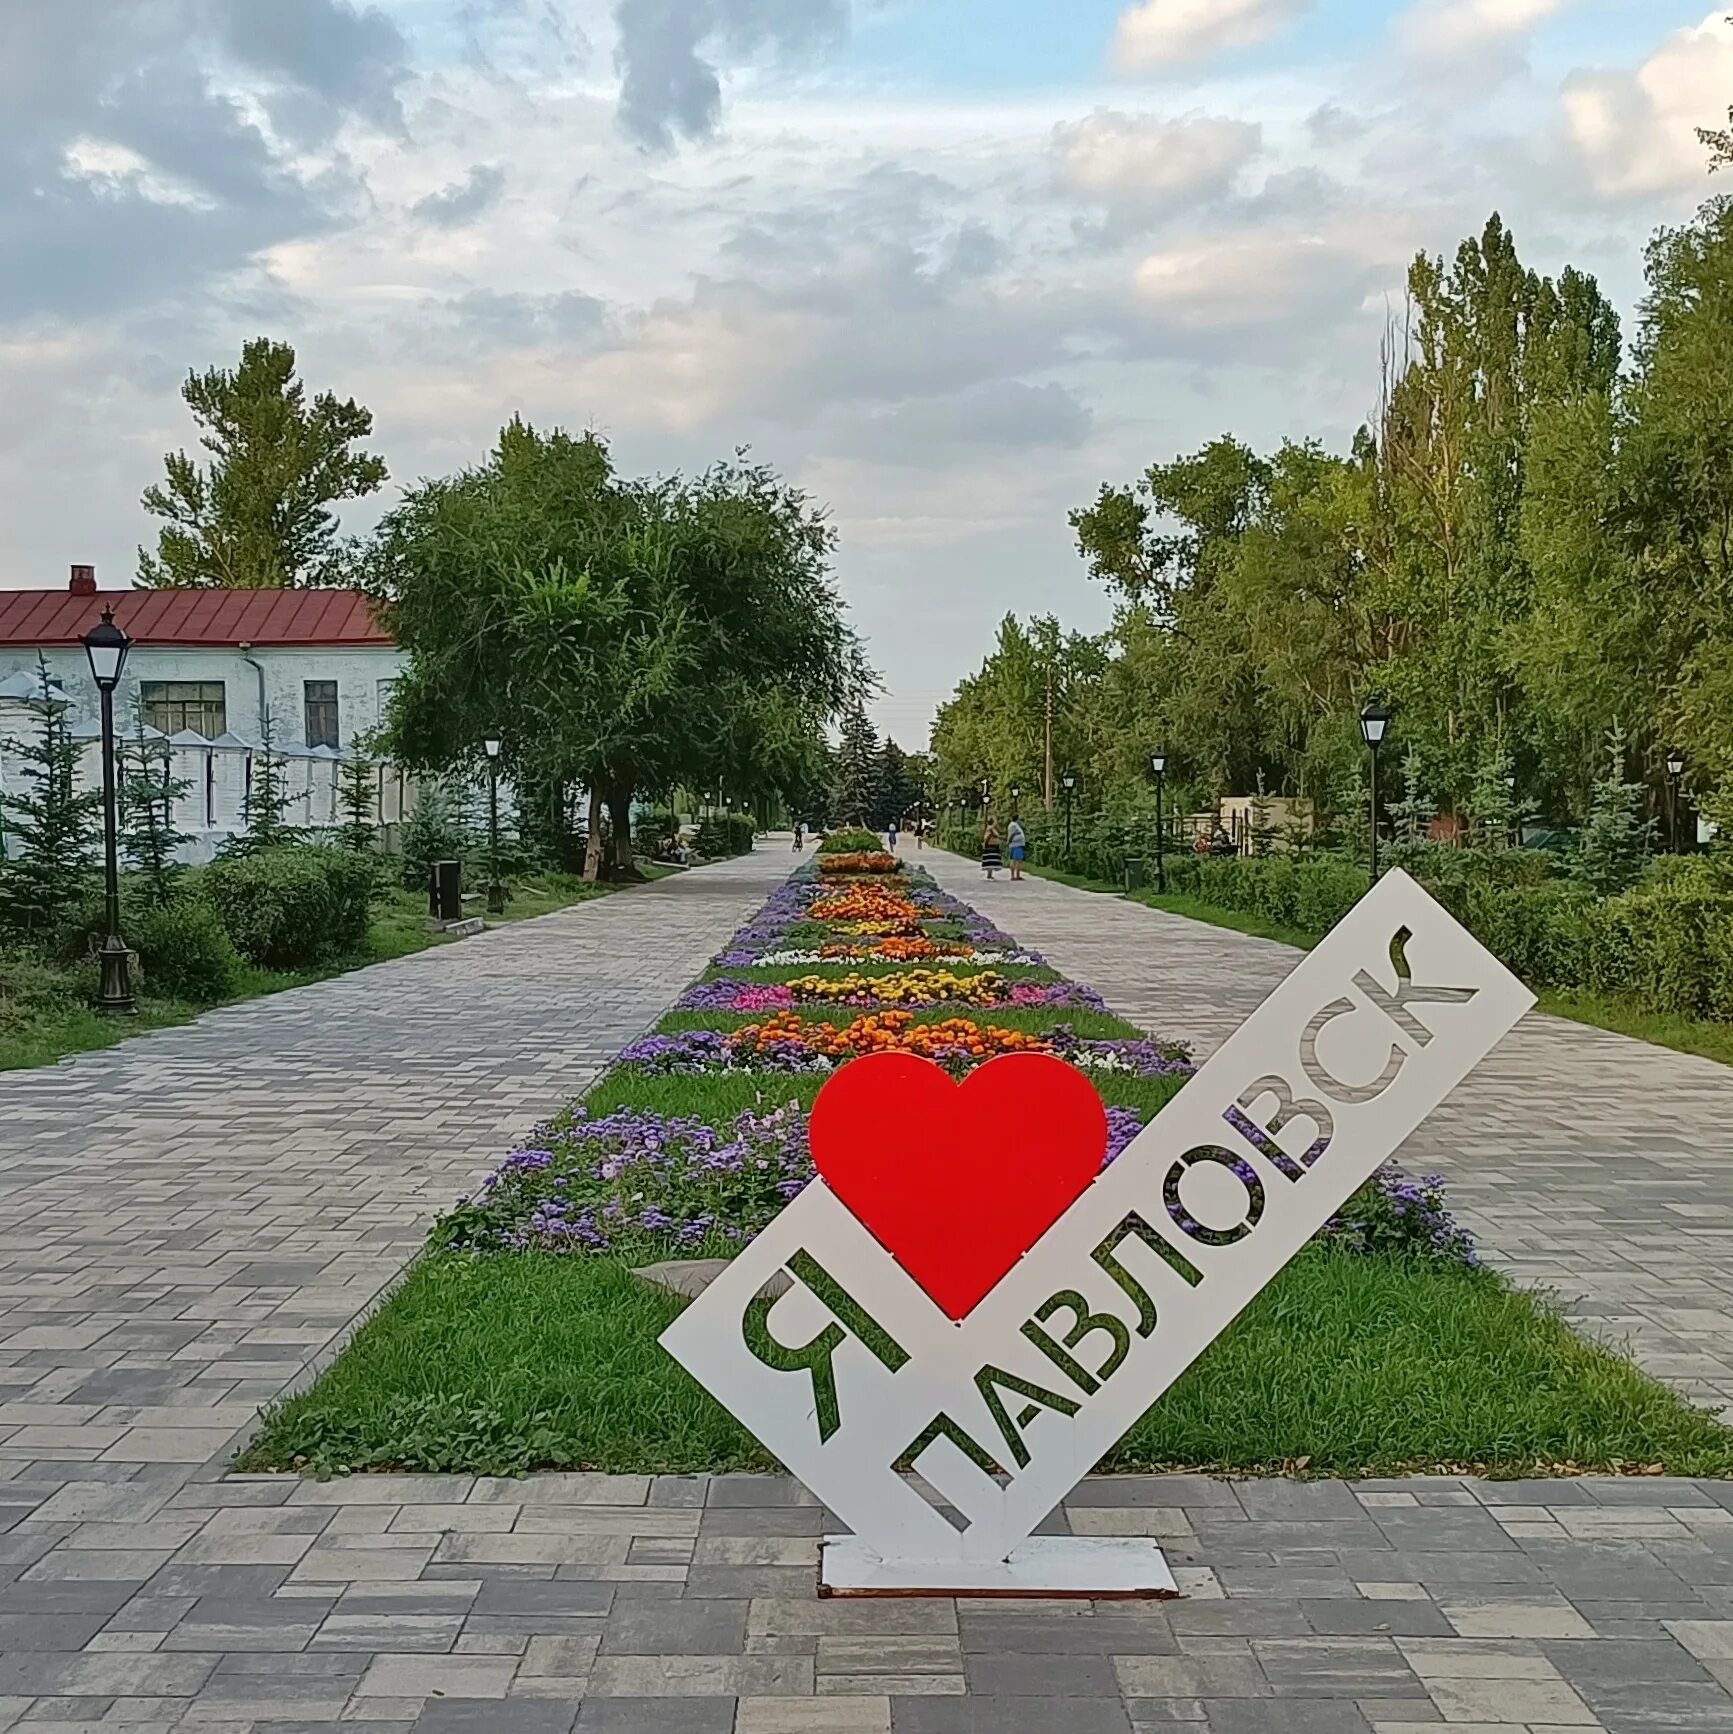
[1461,882,1593,990]
[634,809,680,852]
[129,898,244,1002]
[695,814,756,859]
[205,846,378,969]
[1596,885,1733,1018]
[0,948,84,1030]
[819,827,882,854]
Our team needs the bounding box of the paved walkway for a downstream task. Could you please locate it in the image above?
[921,849,1733,1425]
[0,841,1731,1732]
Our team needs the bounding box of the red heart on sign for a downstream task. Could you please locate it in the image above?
[808,1050,1109,1321]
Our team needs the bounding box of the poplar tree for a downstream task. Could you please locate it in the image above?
[138,338,387,589]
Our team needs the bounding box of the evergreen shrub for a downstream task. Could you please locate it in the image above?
[205,846,378,969]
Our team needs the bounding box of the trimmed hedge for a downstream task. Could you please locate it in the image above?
[204,846,378,970]
[940,820,1733,1026]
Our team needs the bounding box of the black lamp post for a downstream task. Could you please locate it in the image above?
[1150,749,1168,893]
[1062,771,1077,869]
[1504,770,1518,850]
[1010,784,1021,820]
[1667,750,1686,854]
[84,608,136,1016]
[484,737,506,915]
[1358,699,1392,880]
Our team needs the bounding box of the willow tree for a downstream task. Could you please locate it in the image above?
[371,421,865,879]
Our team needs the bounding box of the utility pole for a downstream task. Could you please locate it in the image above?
[1043,674,1055,810]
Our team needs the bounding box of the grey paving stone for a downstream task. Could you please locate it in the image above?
[1203,1706,1373,1734]
[963,1653,1122,1695]
[1296,1599,1455,1637]
[954,1614,1178,1655]
[574,1699,736,1731]
[414,1702,577,1732]
[598,1599,746,1656]
[892,1699,1133,1732]
[1539,1635,1717,1682]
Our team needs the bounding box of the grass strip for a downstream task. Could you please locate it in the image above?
[239,1245,1733,1479]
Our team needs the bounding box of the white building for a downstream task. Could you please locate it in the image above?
[0,568,413,862]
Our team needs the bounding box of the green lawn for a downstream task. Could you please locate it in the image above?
[238,1244,1733,1479]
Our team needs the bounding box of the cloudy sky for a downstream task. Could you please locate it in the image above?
[0,0,1727,744]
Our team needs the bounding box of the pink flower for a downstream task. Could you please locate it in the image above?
[731,985,794,1013]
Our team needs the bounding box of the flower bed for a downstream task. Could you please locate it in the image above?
[440,859,1465,1270]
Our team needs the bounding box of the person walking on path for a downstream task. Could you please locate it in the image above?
[793,820,804,852]
[887,818,899,853]
[1007,816,1027,881]
[981,820,1003,879]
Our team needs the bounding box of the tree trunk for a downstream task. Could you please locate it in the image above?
[583,785,606,883]
[606,780,644,881]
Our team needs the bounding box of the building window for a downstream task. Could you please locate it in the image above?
[141,681,226,739]
[305,681,339,749]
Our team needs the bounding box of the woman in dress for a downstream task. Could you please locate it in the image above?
[981,820,1003,879]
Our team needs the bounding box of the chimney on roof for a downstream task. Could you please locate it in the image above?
[69,565,97,595]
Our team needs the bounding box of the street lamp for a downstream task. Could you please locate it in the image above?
[484,737,505,915]
[1358,699,1392,880]
[1667,750,1686,854]
[1150,750,1168,894]
[1505,770,1518,850]
[1010,784,1021,820]
[1062,771,1077,870]
[83,608,136,1016]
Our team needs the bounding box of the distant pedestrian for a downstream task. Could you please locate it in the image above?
[981,821,1002,879]
[887,819,899,853]
[1007,817,1027,881]
[793,821,804,852]
[916,820,925,850]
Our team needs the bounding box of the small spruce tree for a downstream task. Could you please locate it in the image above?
[1465,738,1533,851]
[118,712,191,909]
[337,741,379,856]
[400,778,469,893]
[1576,722,1650,895]
[1248,770,1277,857]
[1388,746,1438,849]
[0,657,102,940]
[221,711,302,857]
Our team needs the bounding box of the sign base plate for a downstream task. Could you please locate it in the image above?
[819,1536,1179,1599]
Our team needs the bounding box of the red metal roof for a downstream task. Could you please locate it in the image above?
[0,589,394,649]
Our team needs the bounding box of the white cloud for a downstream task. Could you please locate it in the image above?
[1399,0,1571,58]
[1112,0,1312,73]
[1562,10,1733,197]
[1130,219,1406,349]
[1054,110,1263,223]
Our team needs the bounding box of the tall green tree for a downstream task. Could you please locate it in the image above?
[374,421,866,880]
[138,338,387,589]
[830,707,880,825]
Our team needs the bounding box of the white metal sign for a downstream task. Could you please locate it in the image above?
[660,869,1534,1593]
